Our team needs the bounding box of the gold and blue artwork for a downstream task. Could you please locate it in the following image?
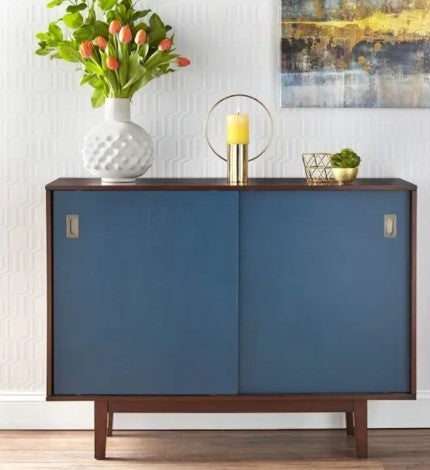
[281,1,430,107]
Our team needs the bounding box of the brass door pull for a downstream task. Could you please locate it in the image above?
[66,215,80,239]
[384,214,397,239]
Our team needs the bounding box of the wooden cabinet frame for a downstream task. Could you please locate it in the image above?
[46,178,417,460]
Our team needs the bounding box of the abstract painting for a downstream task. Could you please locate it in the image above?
[281,1,430,107]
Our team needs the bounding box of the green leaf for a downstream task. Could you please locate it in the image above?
[127,52,140,78]
[106,11,116,23]
[129,71,152,96]
[73,25,94,42]
[91,88,106,108]
[132,21,144,31]
[85,61,104,75]
[36,32,50,41]
[39,35,58,47]
[122,52,144,89]
[331,148,361,169]
[63,12,83,29]
[138,43,149,61]
[106,42,116,57]
[144,50,161,68]
[100,50,107,70]
[56,42,81,62]
[93,21,109,38]
[48,22,63,41]
[148,13,166,46]
[47,0,65,7]
[157,63,171,73]
[116,4,126,18]
[152,62,176,77]
[66,3,87,13]
[89,77,105,88]
[87,8,96,25]
[80,73,93,85]
[98,0,117,10]
[133,10,150,20]
[118,42,129,87]
[122,69,145,90]
[120,0,133,9]
[36,48,51,56]
[149,13,166,32]
[145,50,178,69]
[106,70,119,96]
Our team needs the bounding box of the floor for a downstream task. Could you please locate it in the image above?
[0,429,429,469]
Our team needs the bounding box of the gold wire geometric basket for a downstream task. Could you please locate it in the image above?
[302,153,335,185]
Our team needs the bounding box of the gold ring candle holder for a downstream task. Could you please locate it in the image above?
[205,94,274,185]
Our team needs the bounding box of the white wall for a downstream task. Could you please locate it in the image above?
[1,0,429,429]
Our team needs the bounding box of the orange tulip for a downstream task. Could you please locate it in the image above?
[95,36,108,50]
[109,20,121,35]
[135,29,147,45]
[106,56,120,71]
[176,57,191,67]
[79,40,93,59]
[158,38,172,52]
[119,25,132,44]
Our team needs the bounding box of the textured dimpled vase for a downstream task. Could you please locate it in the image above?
[82,98,154,183]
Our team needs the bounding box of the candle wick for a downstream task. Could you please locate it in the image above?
[237,108,240,115]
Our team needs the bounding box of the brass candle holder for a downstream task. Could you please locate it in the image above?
[227,143,248,185]
[205,94,274,185]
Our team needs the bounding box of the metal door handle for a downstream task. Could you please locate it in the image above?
[66,215,79,239]
[384,214,397,238]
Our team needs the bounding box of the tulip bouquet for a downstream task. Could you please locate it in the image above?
[36,0,190,108]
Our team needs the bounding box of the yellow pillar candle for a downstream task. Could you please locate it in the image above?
[227,113,250,145]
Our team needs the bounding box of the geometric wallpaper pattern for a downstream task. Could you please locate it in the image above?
[1,0,429,393]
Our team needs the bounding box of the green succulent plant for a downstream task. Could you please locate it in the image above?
[331,148,361,169]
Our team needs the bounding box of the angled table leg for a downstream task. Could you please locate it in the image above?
[346,412,355,436]
[94,400,108,460]
[107,412,114,437]
[354,400,368,459]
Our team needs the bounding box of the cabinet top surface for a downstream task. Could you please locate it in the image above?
[46,178,416,191]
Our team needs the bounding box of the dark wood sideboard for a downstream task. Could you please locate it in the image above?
[46,178,417,460]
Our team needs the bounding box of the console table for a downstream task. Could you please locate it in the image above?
[46,178,417,460]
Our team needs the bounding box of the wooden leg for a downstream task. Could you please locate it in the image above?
[346,411,355,436]
[94,400,108,460]
[107,412,113,437]
[354,400,368,459]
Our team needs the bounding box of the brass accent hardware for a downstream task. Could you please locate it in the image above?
[332,167,359,185]
[302,153,335,185]
[66,215,80,239]
[205,94,274,185]
[384,214,397,239]
[227,143,248,185]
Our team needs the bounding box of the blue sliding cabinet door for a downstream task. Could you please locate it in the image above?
[53,191,239,395]
[239,191,411,394]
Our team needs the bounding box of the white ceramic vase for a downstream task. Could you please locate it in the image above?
[82,98,154,183]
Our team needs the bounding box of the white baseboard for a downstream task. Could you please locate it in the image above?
[1,392,430,430]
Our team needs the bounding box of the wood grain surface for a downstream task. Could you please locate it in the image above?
[45,178,417,192]
[1,429,429,469]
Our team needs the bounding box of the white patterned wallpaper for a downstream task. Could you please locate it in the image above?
[1,0,429,397]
